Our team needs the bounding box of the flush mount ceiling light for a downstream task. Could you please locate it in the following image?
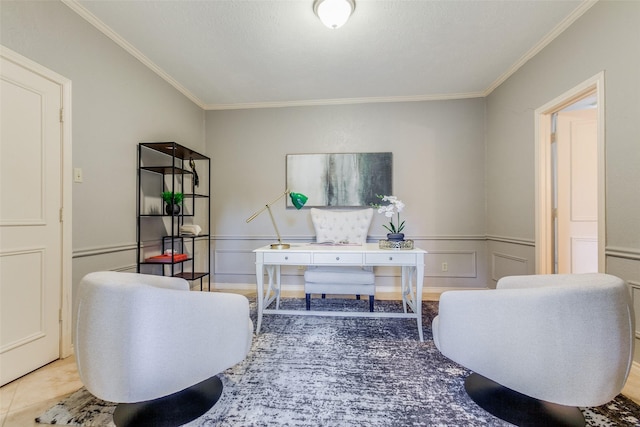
[313,0,355,29]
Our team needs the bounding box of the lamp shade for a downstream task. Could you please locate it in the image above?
[289,192,308,209]
[313,0,355,29]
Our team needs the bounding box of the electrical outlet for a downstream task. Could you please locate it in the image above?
[441,262,448,272]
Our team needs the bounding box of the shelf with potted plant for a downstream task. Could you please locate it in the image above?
[136,142,211,289]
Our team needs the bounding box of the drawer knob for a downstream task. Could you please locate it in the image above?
[336,256,340,261]
[389,256,393,260]
[285,256,288,260]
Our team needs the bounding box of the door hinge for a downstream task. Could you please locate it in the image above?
[551,132,556,143]
[59,207,63,223]
[59,108,64,123]
[59,309,63,322]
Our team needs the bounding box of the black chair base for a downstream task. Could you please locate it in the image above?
[464,373,585,427]
[113,375,223,427]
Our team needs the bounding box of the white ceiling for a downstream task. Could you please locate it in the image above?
[67,0,594,110]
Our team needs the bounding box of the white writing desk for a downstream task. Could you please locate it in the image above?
[253,243,427,341]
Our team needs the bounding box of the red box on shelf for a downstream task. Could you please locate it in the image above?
[145,253,188,263]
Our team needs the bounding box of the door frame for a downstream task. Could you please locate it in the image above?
[534,72,605,274]
[1,46,73,357]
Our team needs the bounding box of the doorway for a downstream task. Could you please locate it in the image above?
[535,72,605,274]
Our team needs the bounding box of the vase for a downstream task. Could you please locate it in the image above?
[165,204,181,215]
[387,233,405,242]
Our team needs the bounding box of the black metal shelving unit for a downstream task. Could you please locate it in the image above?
[136,142,211,290]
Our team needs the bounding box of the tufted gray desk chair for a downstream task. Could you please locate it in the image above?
[304,208,375,311]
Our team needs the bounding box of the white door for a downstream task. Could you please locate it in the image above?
[556,108,598,274]
[535,73,604,275]
[1,55,63,385]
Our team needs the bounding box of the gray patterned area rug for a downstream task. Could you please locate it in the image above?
[38,298,640,426]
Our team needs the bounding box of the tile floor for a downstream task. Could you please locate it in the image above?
[1,356,82,427]
[2,289,639,426]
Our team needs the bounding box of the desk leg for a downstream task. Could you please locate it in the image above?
[264,265,278,308]
[415,263,424,342]
[275,265,282,309]
[401,266,423,342]
[401,266,410,313]
[257,265,280,334]
[255,262,264,334]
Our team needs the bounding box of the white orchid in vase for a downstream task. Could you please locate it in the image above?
[372,195,406,239]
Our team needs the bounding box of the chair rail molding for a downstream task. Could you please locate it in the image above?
[212,234,487,241]
[486,234,535,246]
[606,246,640,261]
[73,242,139,258]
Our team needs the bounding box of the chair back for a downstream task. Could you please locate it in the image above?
[433,273,635,407]
[75,271,253,403]
[310,208,373,244]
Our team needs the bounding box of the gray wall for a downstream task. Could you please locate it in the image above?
[206,100,488,290]
[1,1,205,297]
[485,1,640,356]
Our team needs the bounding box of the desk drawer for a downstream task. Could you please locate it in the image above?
[365,253,416,265]
[313,253,364,265]
[263,252,311,264]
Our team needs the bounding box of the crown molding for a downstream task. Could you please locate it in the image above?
[483,0,598,96]
[203,92,485,111]
[63,0,597,111]
[61,0,206,109]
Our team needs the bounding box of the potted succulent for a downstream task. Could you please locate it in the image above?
[162,191,184,215]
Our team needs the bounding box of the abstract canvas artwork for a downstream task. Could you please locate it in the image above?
[286,153,392,207]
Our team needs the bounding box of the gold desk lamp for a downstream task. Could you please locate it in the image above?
[246,190,308,249]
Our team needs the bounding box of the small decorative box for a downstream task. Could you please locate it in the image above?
[378,239,414,250]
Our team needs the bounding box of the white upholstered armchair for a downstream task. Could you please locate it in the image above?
[432,273,634,426]
[304,208,375,311]
[75,271,253,427]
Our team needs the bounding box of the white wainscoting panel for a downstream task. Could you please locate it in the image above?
[606,255,640,363]
[425,251,476,278]
[491,252,529,282]
[214,248,305,284]
[214,249,256,275]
